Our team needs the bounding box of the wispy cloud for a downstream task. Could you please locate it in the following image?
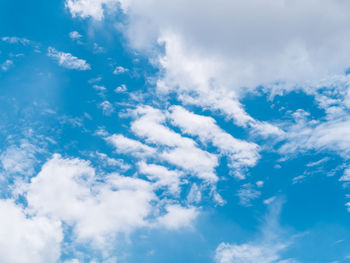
[216,198,298,263]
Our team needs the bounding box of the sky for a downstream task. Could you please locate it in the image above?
[1,0,350,262]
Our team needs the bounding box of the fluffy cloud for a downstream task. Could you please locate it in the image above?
[0,199,62,263]
[66,0,120,21]
[69,31,83,40]
[130,106,219,181]
[0,141,38,177]
[26,154,156,245]
[113,66,129,75]
[66,0,350,130]
[25,153,199,252]
[170,105,260,178]
[138,161,183,195]
[156,204,198,230]
[47,47,91,70]
[106,134,156,157]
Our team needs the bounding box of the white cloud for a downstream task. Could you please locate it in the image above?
[65,0,120,21]
[113,66,129,75]
[215,199,297,263]
[47,47,91,70]
[1,59,13,71]
[26,154,157,245]
[93,85,106,91]
[279,115,350,159]
[169,105,260,178]
[339,168,350,182]
[106,134,156,157]
[69,31,83,40]
[114,84,127,93]
[64,0,300,139]
[95,152,131,170]
[306,157,330,167]
[156,204,198,230]
[138,161,183,195]
[130,106,219,182]
[187,183,201,204]
[2,36,31,45]
[65,0,350,145]
[0,142,38,177]
[88,76,102,83]
[237,183,261,207]
[93,43,105,53]
[160,146,218,182]
[99,100,114,115]
[0,199,62,263]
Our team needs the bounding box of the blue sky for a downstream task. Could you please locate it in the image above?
[1,0,350,262]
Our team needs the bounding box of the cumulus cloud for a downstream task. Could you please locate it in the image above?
[114,84,127,93]
[26,154,157,245]
[0,141,38,177]
[47,47,91,70]
[0,199,62,263]
[66,0,120,21]
[69,30,83,40]
[156,204,198,230]
[113,66,129,74]
[64,0,350,158]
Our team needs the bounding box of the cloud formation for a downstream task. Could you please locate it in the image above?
[47,47,91,70]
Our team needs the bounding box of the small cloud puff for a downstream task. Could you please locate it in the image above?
[113,66,129,75]
[47,47,91,70]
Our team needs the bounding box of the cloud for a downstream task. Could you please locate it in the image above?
[99,100,114,115]
[94,152,131,170]
[106,134,156,157]
[26,154,157,245]
[1,36,31,45]
[47,47,91,70]
[65,0,119,21]
[0,199,62,263]
[114,84,127,93]
[138,161,183,195]
[169,105,260,178]
[339,168,350,182]
[0,141,38,177]
[279,114,350,159]
[1,59,13,71]
[237,183,261,207]
[156,204,198,230]
[65,0,303,138]
[130,106,219,182]
[187,183,202,204]
[113,66,129,75]
[215,199,298,263]
[69,31,83,40]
